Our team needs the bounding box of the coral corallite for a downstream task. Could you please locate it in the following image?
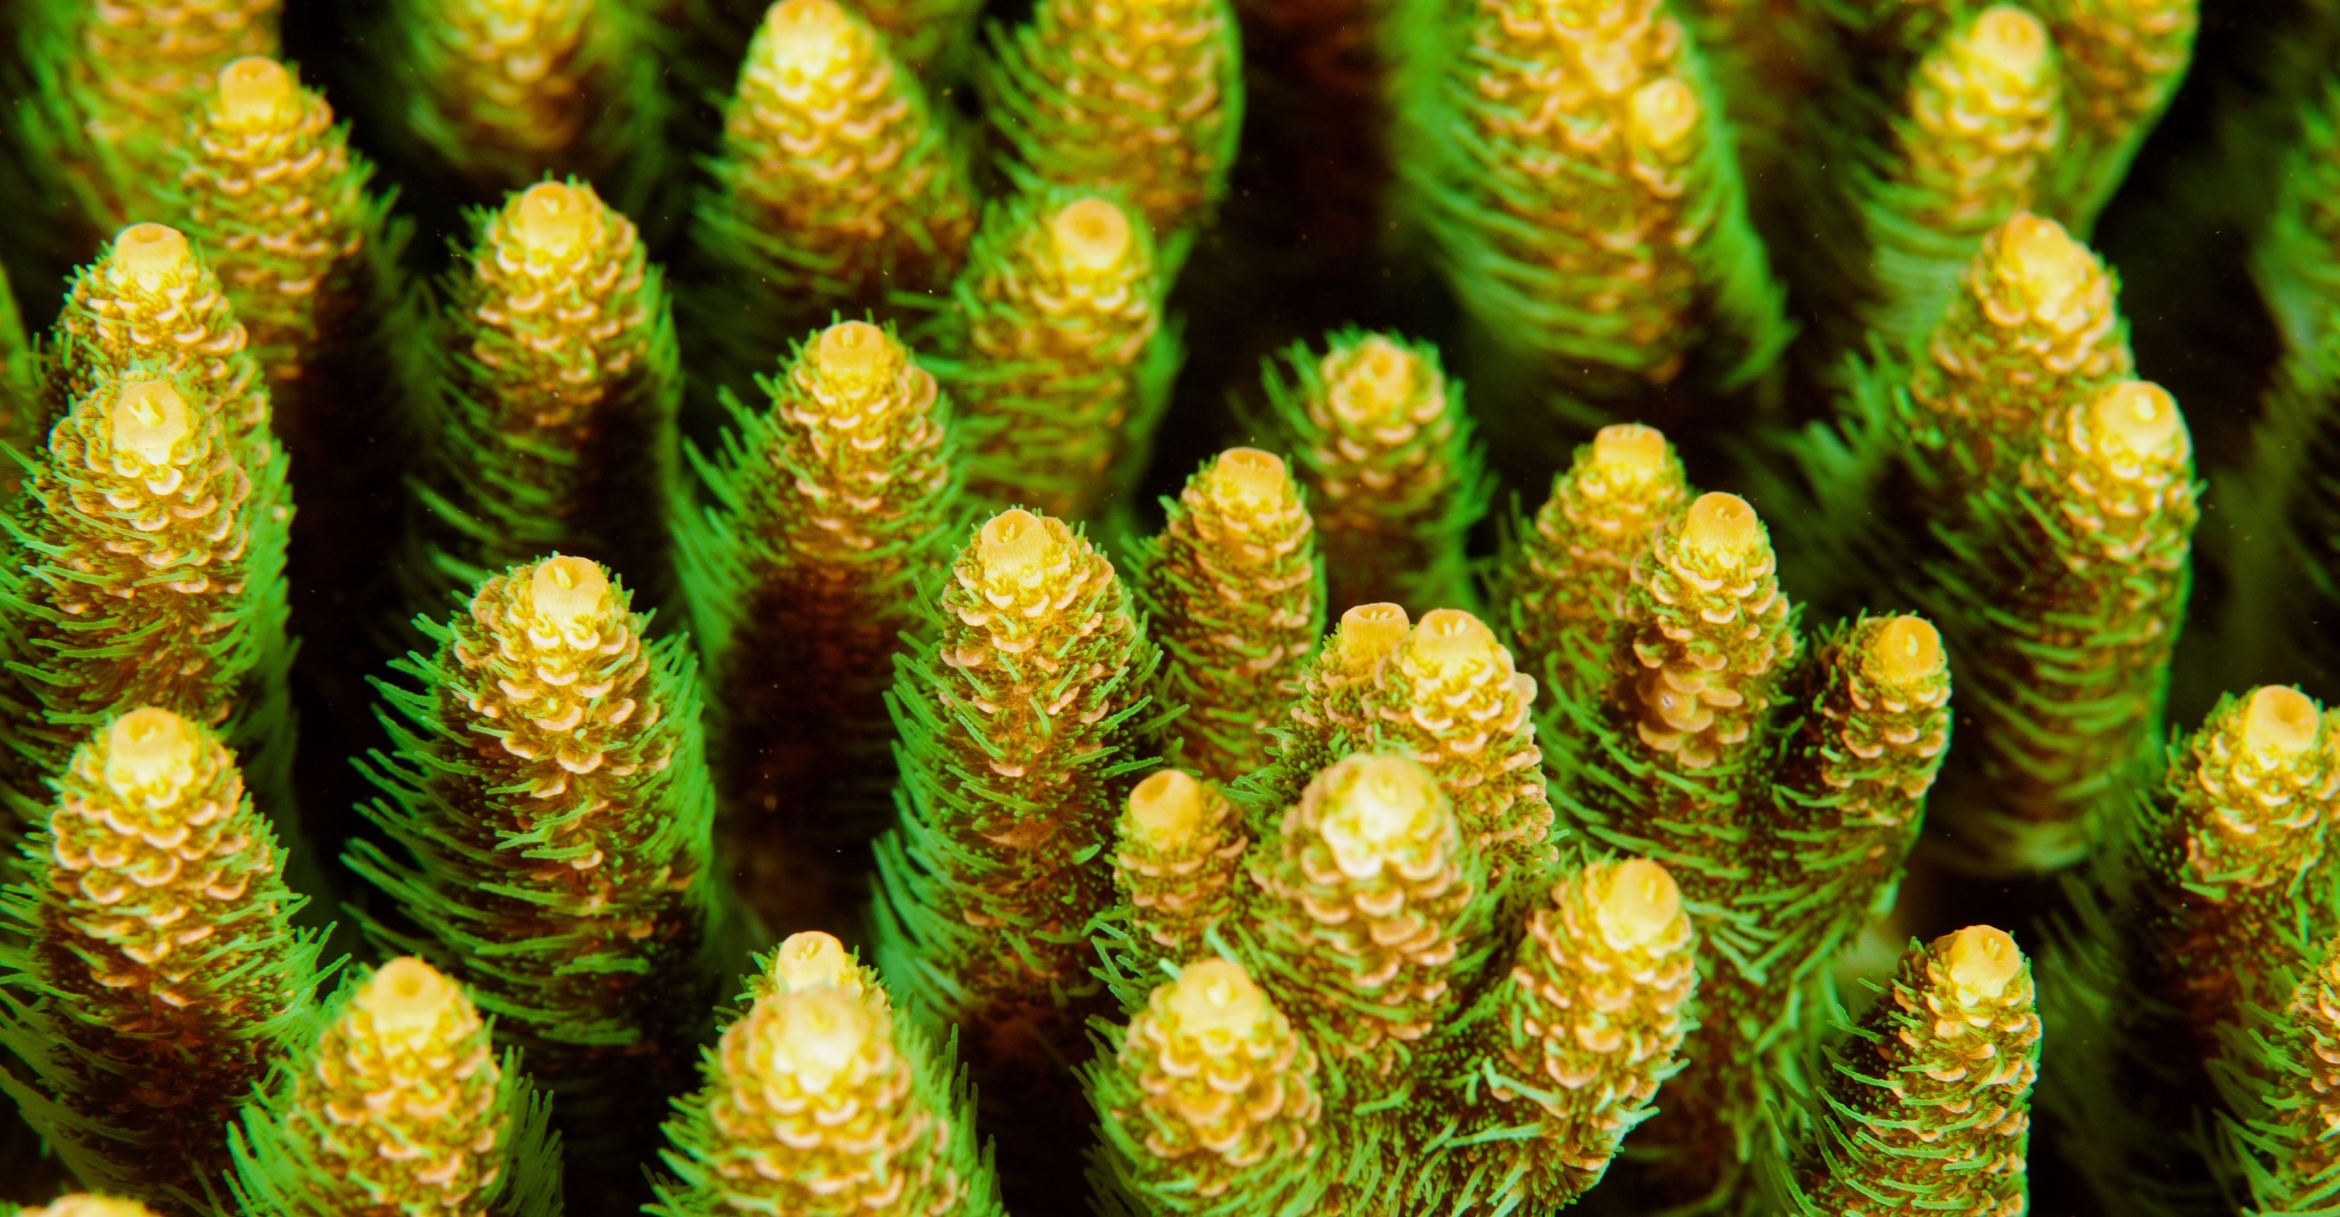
[1112,769,1250,971]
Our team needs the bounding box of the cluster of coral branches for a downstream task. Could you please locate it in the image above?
[5,1,2340,1217]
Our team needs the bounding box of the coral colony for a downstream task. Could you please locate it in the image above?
[34,0,2340,1215]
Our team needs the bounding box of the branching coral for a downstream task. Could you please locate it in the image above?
[678,318,959,935]
[0,709,325,1210]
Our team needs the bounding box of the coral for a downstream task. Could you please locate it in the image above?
[984,0,1243,247]
[2036,0,2200,234]
[1135,448,1323,782]
[1784,927,2040,1217]
[0,709,324,1210]
[1112,770,1251,976]
[942,189,1172,521]
[869,507,1161,1200]
[678,318,959,934]
[0,362,294,864]
[689,0,976,401]
[347,556,723,1174]
[652,931,1004,1217]
[416,180,680,609]
[1091,753,1700,1216]
[227,957,563,1217]
[1498,423,1692,726]
[1272,601,1411,805]
[1265,330,1488,616]
[380,0,667,209]
[1407,0,1790,400]
[2211,934,2340,1216]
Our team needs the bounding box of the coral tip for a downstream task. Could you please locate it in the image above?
[773,931,855,992]
[2090,381,2184,463]
[512,182,594,262]
[1163,958,1266,1040]
[762,0,854,75]
[1052,198,1134,273]
[978,509,1053,582]
[811,320,889,384]
[1207,447,1288,508]
[1972,5,2051,76]
[1413,609,1500,672]
[1944,925,2023,997]
[1591,423,1669,483]
[1320,755,1440,879]
[1872,616,1946,687]
[2243,686,2321,756]
[530,556,609,630]
[760,988,870,1094]
[361,957,461,1039]
[1681,492,1761,560]
[1128,770,1205,846]
[111,380,190,466]
[1629,79,1700,152]
[1331,335,1416,426]
[102,707,199,795]
[1997,213,2090,312]
[113,223,193,289]
[1595,859,1682,952]
[216,57,298,130]
[1337,602,1411,657]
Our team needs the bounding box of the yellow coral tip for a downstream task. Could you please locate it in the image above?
[2090,381,2184,464]
[1053,198,1134,273]
[530,556,609,630]
[978,509,1054,581]
[111,380,190,466]
[1591,423,1669,482]
[760,988,870,1092]
[1871,616,1945,687]
[512,182,594,261]
[1413,609,1500,671]
[217,57,297,129]
[763,0,854,71]
[1996,213,2089,308]
[1629,78,1700,151]
[1164,958,1266,1039]
[113,224,192,288]
[29,1198,164,1217]
[812,320,890,380]
[2243,686,2320,756]
[1208,447,1288,508]
[1943,925,2022,997]
[1971,5,2050,75]
[1681,492,1762,559]
[1332,335,1417,426]
[1596,859,1681,952]
[362,957,460,1038]
[1320,755,1440,879]
[1336,602,1411,666]
[1128,770,1204,847]
[773,931,855,992]
[103,708,199,794]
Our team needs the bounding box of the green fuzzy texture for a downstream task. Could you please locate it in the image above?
[225,960,565,1217]
[982,0,1243,254]
[686,0,976,427]
[2039,690,2340,1217]
[0,360,297,887]
[1401,0,1791,402]
[1778,930,2040,1217]
[3,0,281,245]
[346,556,726,1173]
[410,181,682,617]
[2035,0,2200,236]
[1088,753,1701,1217]
[650,936,1005,1217]
[934,187,1179,522]
[1131,451,1324,784]
[867,507,1163,1202]
[0,709,328,1212]
[674,318,962,935]
[2208,937,2340,1217]
[0,258,35,501]
[1792,4,2067,363]
[375,0,669,214]
[1262,329,1488,617]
